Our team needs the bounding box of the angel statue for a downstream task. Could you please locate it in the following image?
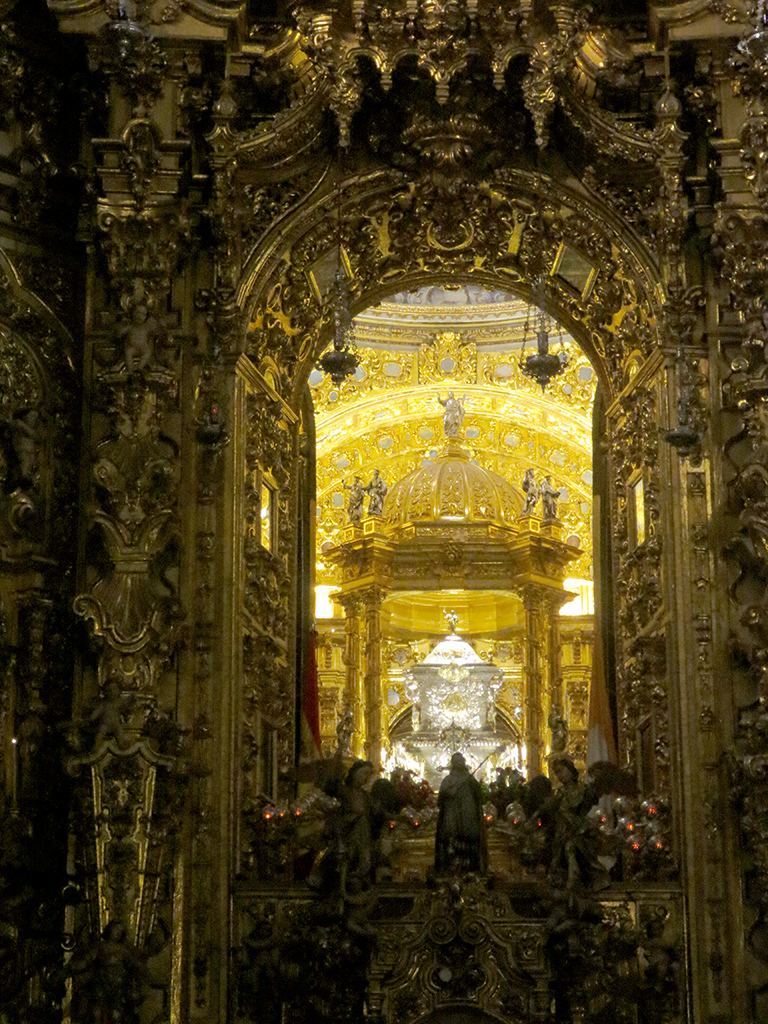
[305,757,399,940]
[437,391,466,437]
[522,468,539,514]
[514,757,637,890]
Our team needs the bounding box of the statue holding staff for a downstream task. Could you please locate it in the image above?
[434,751,485,875]
[541,474,562,520]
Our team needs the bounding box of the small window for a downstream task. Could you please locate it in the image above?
[260,481,275,552]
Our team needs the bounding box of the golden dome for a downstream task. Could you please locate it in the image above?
[385,438,523,528]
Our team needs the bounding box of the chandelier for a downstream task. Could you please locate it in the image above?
[519,306,568,390]
[318,270,359,384]
[317,176,360,385]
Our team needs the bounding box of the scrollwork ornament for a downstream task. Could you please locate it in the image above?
[523,37,568,150]
[728,4,768,207]
[96,205,192,315]
[707,0,750,22]
[713,210,768,349]
[248,174,662,403]
[742,111,768,203]
[730,4,768,103]
[720,231,768,695]
[654,87,688,273]
[89,15,168,119]
[661,279,707,459]
[729,697,768,962]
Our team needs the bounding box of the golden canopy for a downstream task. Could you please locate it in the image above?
[385,437,524,529]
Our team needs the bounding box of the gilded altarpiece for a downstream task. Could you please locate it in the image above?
[2,0,766,1021]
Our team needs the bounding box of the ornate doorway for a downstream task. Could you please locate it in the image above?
[238,169,671,786]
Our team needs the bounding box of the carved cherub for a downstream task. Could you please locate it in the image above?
[64,920,164,1024]
[10,409,40,487]
[117,303,163,373]
[0,409,41,499]
[88,680,133,751]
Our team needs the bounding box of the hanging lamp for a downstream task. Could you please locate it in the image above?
[519,304,568,390]
[317,170,360,385]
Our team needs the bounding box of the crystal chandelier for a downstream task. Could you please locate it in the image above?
[317,175,360,385]
[519,305,568,390]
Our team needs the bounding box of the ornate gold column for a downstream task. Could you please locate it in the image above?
[560,621,593,767]
[546,591,565,728]
[339,593,365,759]
[329,520,393,762]
[362,585,386,770]
[520,585,546,776]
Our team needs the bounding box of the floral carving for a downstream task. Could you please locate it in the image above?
[729,697,768,962]
[730,9,768,207]
[713,210,768,350]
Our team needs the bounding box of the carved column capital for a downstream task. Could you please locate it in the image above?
[337,592,363,618]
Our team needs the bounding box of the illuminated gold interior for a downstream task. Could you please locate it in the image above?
[312,289,595,769]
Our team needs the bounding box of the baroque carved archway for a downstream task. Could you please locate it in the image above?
[234,166,675,780]
[239,170,665,405]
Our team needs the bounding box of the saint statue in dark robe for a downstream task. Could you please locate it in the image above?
[434,752,486,875]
